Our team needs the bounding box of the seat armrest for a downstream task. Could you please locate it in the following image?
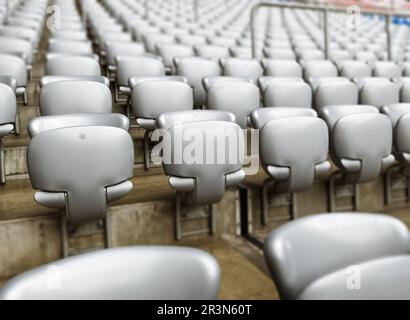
[225,169,245,187]
[34,191,66,208]
[106,181,133,202]
[169,176,195,192]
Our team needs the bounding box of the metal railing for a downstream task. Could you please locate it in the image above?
[250,2,410,60]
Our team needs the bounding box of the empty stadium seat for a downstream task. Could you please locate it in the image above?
[319,104,394,207]
[0,84,17,184]
[39,81,112,115]
[264,213,410,299]
[251,107,330,221]
[207,81,260,128]
[0,54,28,104]
[0,246,220,300]
[158,112,244,205]
[263,80,312,108]
[27,120,134,255]
[220,58,263,83]
[373,61,402,79]
[131,78,193,169]
[339,60,372,80]
[262,59,302,78]
[45,55,101,76]
[358,78,400,109]
[174,57,221,108]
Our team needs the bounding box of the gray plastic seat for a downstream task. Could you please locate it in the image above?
[105,41,145,67]
[250,107,318,129]
[359,78,400,109]
[0,54,27,88]
[0,246,220,300]
[252,108,329,193]
[0,84,17,184]
[373,61,401,79]
[39,75,110,88]
[174,57,221,107]
[194,45,230,61]
[264,213,410,300]
[314,80,359,110]
[262,59,302,78]
[202,76,253,92]
[157,110,236,129]
[303,60,338,83]
[48,39,94,55]
[51,30,88,41]
[381,103,410,165]
[0,54,28,104]
[116,56,165,96]
[319,105,394,183]
[0,36,34,65]
[258,77,303,92]
[263,81,312,108]
[339,60,372,79]
[28,114,130,138]
[158,115,244,205]
[131,78,193,169]
[0,26,39,47]
[156,43,194,71]
[263,48,296,60]
[45,55,101,76]
[220,58,263,83]
[142,33,175,53]
[0,76,17,91]
[356,51,377,65]
[40,81,112,116]
[27,124,134,225]
[131,79,193,130]
[207,81,259,128]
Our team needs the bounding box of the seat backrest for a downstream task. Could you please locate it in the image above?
[303,60,338,81]
[264,213,410,299]
[320,105,393,182]
[264,81,312,108]
[40,81,112,116]
[48,39,93,55]
[157,110,236,130]
[40,75,110,88]
[156,43,194,68]
[260,115,329,192]
[315,80,358,110]
[250,107,318,129]
[359,78,400,109]
[46,56,101,76]
[28,114,130,138]
[116,56,165,86]
[162,120,244,205]
[339,60,372,79]
[207,82,260,128]
[105,41,145,66]
[0,36,33,64]
[51,30,88,41]
[175,57,221,107]
[373,61,401,78]
[263,59,302,78]
[131,80,193,125]
[27,125,134,223]
[263,48,296,60]
[142,33,175,53]
[0,54,27,86]
[0,84,17,127]
[194,45,230,61]
[221,58,263,83]
[0,246,220,300]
